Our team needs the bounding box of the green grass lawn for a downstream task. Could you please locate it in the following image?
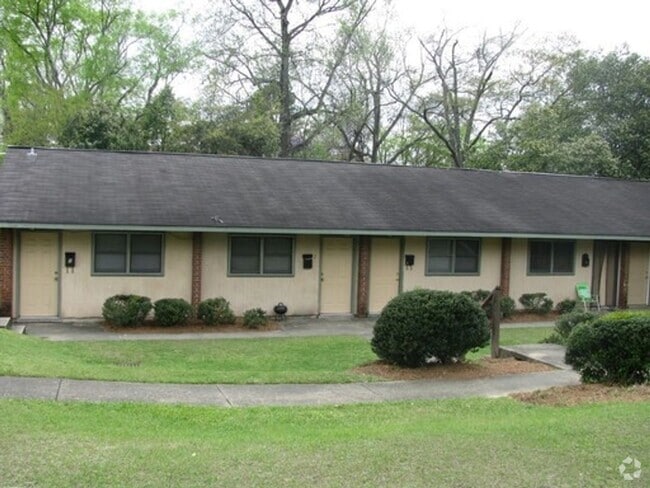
[0,331,377,384]
[1,397,647,487]
[0,326,554,384]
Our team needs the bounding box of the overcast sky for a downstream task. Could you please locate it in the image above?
[399,0,649,54]
[135,0,649,99]
[137,0,649,52]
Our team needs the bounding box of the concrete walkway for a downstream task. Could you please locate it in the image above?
[2,318,576,407]
[501,344,572,371]
[22,317,554,342]
[0,369,579,407]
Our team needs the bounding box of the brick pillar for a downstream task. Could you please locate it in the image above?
[0,229,14,317]
[356,236,370,318]
[499,237,512,297]
[191,232,202,312]
[618,241,630,309]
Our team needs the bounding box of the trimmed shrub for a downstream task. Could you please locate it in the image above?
[198,297,236,325]
[371,289,490,367]
[519,292,554,314]
[102,294,152,327]
[461,289,490,303]
[556,299,577,315]
[154,298,193,327]
[461,289,515,319]
[554,310,597,343]
[565,311,650,385]
[243,308,267,328]
[499,296,516,319]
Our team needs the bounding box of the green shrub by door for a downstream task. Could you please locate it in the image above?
[102,295,152,327]
[154,298,193,327]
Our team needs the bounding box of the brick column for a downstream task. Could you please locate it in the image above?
[191,232,202,312]
[617,241,630,309]
[356,236,370,318]
[499,237,512,297]
[0,229,14,317]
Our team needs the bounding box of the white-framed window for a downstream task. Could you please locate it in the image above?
[426,238,480,275]
[93,233,163,275]
[229,235,293,276]
[528,240,575,274]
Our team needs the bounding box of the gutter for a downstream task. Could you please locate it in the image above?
[0,222,649,241]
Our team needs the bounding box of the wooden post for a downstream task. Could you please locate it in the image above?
[356,236,370,318]
[491,287,501,359]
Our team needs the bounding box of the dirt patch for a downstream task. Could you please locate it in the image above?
[511,384,650,406]
[354,357,554,381]
[104,318,281,334]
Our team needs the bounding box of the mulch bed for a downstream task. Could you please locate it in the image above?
[103,318,281,334]
[511,384,650,406]
[353,357,554,381]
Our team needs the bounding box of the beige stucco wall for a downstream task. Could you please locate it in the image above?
[509,239,593,307]
[628,242,649,306]
[201,234,320,316]
[402,237,502,293]
[59,231,193,317]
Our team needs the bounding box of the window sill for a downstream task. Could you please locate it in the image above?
[91,272,164,277]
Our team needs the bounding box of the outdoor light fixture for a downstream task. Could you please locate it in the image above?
[26,148,37,162]
[581,253,590,267]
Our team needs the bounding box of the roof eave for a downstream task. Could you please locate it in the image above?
[1,222,649,241]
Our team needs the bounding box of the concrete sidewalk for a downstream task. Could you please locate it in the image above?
[501,344,572,370]
[22,317,554,342]
[5,318,574,407]
[0,369,579,407]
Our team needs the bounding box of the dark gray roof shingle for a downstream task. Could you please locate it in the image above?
[0,147,648,239]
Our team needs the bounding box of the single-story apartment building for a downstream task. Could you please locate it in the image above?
[0,146,648,320]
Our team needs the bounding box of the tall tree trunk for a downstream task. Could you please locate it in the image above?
[278,5,292,158]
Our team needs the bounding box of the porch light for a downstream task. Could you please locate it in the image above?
[26,148,37,162]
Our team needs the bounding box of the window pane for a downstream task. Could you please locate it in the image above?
[263,237,292,274]
[454,240,479,273]
[230,237,260,274]
[94,234,126,273]
[529,241,552,273]
[455,256,479,273]
[130,234,162,273]
[427,239,452,273]
[553,241,575,273]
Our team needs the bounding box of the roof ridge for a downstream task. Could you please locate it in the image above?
[5,146,649,183]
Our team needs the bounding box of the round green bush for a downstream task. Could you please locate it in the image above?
[461,289,515,319]
[243,308,267,328]
[555,299,577,315]
[498,296,516,319]
[102,294,152,327]
[565,311,650,385]
[198,297,235,325]
[554,310,597,343]
[371,289,490,367]
[153,298,193,327]
[518,292,553,314]
[460,289,490,302]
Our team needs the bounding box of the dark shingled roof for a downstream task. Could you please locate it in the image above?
[0,147,648,239]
